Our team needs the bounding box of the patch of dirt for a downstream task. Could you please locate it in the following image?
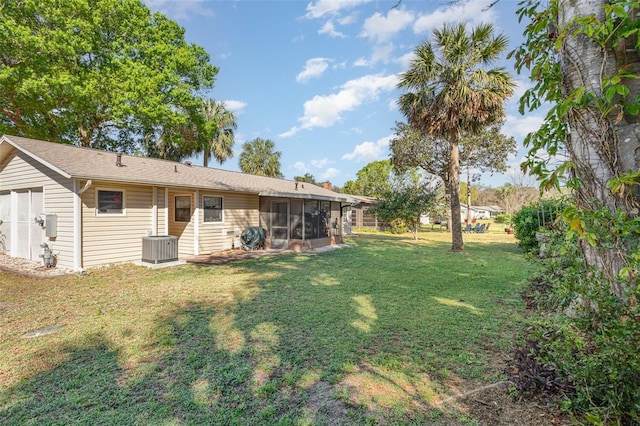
[461,383,569,425]
[458,344,571,425]
[304,380,350,425]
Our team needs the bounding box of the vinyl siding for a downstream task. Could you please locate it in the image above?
[156,187,167,235]
[0,151,53,190]
[44,180,75,269]
[0,150,76,269]
[197,191,259,253]
[82,183,154,267]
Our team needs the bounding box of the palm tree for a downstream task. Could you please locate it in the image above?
[201,99,237,167]
[397,23,514,252]
[239,138,283,178]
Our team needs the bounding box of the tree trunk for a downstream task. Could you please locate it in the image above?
[559,0,640,298]
[466,164,471,223]
[449,133,464,252]
[78,125,92,147]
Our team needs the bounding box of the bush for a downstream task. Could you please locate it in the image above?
[513,207,640,424]
[512,199,561,253]
[389,218,408,234]
[495,213,511,224]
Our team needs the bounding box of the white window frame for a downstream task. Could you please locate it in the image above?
[95,188,126,216]
[202,194,224,223]
[174,194,192,223]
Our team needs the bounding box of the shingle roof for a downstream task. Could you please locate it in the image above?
[347,194,378,206]
[1,135,354,203]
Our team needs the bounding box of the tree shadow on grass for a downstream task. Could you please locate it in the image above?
[0,295,455,424]
[1,235,534,425]
[1,305,307,425]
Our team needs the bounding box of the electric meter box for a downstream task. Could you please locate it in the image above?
[45,214,57,238]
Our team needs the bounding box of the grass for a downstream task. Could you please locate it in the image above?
[0,229,533,425]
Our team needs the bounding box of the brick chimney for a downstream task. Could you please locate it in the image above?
[322,181,332,191]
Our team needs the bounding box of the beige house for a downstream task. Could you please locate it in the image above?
[0,135,353,271]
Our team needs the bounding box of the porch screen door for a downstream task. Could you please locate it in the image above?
[270,201,288,249]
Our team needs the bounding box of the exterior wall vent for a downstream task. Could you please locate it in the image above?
[142,236,178,264]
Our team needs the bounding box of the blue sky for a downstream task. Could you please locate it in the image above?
[144,0,544,188]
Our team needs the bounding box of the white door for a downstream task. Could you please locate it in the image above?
[15,189,43,261]
[0,192,10,253]
[30,190,44,261]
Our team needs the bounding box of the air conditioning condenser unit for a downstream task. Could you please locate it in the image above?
[142,236,178,264]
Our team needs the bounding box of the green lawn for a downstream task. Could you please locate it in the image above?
[0,230,536,425]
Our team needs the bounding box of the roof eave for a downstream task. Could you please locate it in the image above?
[1,135,72,179]
[69,175,260,194]
[259,191,352,203]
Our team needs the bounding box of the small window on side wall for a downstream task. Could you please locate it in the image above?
[97,189,125,215]
[175,195,192,222]
[202,195,223,222]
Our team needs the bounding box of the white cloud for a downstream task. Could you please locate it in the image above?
[293,161,309,173]
[354,43,395,67]
[318,20,346,38]
[360,8,415,43]
[338,15,356,25]
[144,0,215,20]
[279,127,301,139]
[296,58,331,82]
[413,0,497,34]
[503,114,545,139]
[395,51,415,71]
[305,0,371,19]
[353,57,369,67]
[222,100,246,114]
[342,134,392,162]
[322,167,340,179]
[311,158,332,168]
[280,73,398,137]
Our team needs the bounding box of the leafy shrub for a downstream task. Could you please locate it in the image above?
[513,207,640,424]
[495,213,511,224]
[389,218,408,234]
[512,199,561,253]
[510,330,574,403]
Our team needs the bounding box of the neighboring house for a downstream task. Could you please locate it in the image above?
[460,204,504,221]
[0,135,353,271]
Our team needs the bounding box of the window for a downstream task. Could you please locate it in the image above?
[175,196,192,222]
[97,190,124,215]
[202,195,223,222]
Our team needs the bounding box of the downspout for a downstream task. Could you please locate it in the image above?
[78,179,92,195]
[73,179,91,272]
[193,190,199,256]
